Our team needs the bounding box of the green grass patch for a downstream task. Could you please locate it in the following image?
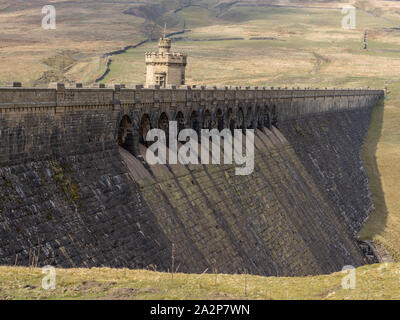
[1,263,400,300]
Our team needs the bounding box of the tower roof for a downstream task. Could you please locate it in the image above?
[158,37,172,53]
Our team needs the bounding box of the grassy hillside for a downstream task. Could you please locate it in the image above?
[360,87,400,261]
[0,0,186,86]
[1,263,400,300]
[102,4,400,87]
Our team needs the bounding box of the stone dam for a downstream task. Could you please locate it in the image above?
[0,84,384,276]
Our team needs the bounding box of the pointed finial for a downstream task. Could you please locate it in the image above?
[163,23,166,39]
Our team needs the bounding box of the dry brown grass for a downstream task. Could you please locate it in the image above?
[360,84,400,260]
[2,263,400,300]
[0,0,166,86]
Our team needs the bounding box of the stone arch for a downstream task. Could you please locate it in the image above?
[117,115,132,145]
[216,109,224,131]
[139,113,151,146]
[158,112,169,145]
[271,105,277,127]
[203,109,211,130]
[237,107,244,131]
[158,112,169,131]
[255,105,262,129]
[263,104,271,128]
[175,111,185,133]
[117,114,135,154]
[226,108,235,132]
[189,110,200,134]
[246,105,253,129]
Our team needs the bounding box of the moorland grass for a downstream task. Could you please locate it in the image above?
[1,263,400,300]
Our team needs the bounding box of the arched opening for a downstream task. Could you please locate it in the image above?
[176,111,185,134]
[203,110,211,130]
[118,115,132,146]
[256,106,263,130]
[263,105,271,129]
[265,112,271,129]
[226,108,235,133]
[158,112,169,146]
[139,114,151,146]
[247,107,253,129]
[216,109,223,131]
[118,115,137,155]
[189,110,200,135]
[271,105,277,127]
[237,108,244,131]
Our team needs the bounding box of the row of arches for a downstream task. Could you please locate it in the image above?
[117,104,277,153]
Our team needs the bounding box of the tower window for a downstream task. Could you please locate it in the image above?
[155,75,166,87]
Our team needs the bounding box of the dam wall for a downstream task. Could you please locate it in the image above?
[0,85,383,275]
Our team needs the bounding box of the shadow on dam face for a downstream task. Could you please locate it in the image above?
[118,121,372,277]
[279,101,388,240]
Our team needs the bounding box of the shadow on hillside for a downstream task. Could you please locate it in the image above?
[359,98,389,242]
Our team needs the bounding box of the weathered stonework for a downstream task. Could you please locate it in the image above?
[0,85,383,276]
[145,38,187,88]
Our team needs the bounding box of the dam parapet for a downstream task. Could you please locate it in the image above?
[0,84,382,105]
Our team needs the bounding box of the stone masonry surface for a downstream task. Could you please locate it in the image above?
[0,85,383,276]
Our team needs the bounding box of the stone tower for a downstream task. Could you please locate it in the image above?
[145,37,187,88]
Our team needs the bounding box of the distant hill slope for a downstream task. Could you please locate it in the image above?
[0,0,394,86]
